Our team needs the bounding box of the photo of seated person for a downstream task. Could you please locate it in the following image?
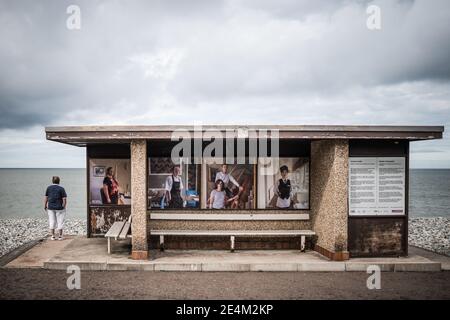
[102,167,120,204]
[165,165,184,209]
[276,165,292,209]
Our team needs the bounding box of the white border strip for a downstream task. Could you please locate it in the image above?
[150,213,309,221]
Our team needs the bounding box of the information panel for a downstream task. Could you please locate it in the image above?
[349,157,405,216]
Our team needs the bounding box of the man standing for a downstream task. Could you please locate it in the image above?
[44,176,67,240]
[165,165,184,208]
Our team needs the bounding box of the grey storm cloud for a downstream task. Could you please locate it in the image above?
[0,0,449,130]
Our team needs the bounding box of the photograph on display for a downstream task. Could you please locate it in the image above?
[89,159,131,205]
[258,158,309,209]
[148,157,200,209]
[205,163,256,209]
[93,166,106,177]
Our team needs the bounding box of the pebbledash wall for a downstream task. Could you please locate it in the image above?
[310,140,349,260]
[46,125,444,261]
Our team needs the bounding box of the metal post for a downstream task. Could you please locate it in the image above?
[160,235,165,252]
[301,235,305,252]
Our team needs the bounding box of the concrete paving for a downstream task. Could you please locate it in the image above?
[5,236,76,268]
[4,236,446,272]
[409,246,450,270]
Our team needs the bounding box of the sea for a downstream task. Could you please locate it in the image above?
[0,168,449,219]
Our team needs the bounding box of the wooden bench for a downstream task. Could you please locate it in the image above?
[105,216,132,254]
[150,230,316,252]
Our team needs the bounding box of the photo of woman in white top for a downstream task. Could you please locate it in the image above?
[215,164,243,198]
[208,179,226,209]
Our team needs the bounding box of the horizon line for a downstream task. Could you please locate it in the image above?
[1,167,450,170]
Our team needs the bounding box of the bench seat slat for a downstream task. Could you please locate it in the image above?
[150,230,315,236]
[119,222,131,239]
[105,221,126,238]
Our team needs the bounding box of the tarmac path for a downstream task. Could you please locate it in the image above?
[0,269,449,300]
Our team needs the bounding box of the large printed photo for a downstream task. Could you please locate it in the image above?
[258,158,309,209]
[148,157,200,209]
[205,163,256,209]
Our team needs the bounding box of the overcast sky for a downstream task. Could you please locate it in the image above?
[0,0,449,168]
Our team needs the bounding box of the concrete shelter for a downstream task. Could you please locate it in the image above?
[45,125,444,261]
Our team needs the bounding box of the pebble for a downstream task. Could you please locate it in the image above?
[1,217,449,258]
[409,217,450,256]
[0,218,86,257]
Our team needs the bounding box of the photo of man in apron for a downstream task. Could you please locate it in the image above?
[165,165,184,208]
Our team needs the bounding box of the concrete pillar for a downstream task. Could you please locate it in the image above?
[310,140,349,261]
[130,140,148,260]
